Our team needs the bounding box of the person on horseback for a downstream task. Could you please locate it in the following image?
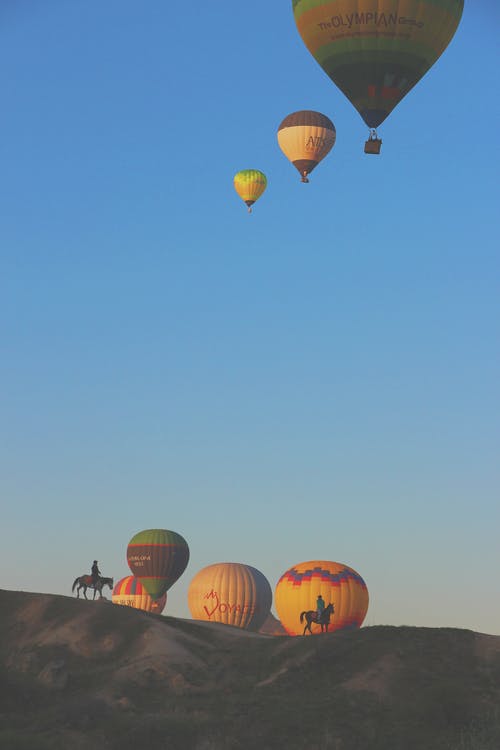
[316,594,325,623]
[91,560,101,585]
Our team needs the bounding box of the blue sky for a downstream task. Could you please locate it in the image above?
[1,1,499,634]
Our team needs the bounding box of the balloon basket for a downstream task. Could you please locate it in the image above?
[364,137,382,155]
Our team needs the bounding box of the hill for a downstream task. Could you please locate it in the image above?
[0,589,499,750]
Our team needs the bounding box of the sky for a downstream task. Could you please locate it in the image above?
[1,1,499,635]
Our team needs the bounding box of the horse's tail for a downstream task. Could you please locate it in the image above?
[299,611,306,623]
[71,577,80,592]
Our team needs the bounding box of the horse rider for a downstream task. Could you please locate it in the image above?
[91,560,101,586]
[316,594,325,623]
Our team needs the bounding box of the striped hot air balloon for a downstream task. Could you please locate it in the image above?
[233,170,267,213]
[126,529,189,600]
[277,110,336,182]
[188,562,273,631]
[275,560,369,636]
[292,0,464,151]
[112,576,167,614]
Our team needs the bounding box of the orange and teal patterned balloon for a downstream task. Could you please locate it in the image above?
[126,528,189,600]
[112,575,167,614]
[278,110,336,182]
[292,0,464,129]
[233,170,267,213]
[275,560,369,636]
[188,562,273,631]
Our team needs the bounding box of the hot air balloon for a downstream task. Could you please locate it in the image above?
[112,575,167,614]
[126,529,189,600]
[233,170,267,213]
[292,0,464,153]
[275,560,369,636]
[188,562,273,631]
[277,110,336,182]
[259,612,288,636]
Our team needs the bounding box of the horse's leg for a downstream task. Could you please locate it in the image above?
[83,585,88,600]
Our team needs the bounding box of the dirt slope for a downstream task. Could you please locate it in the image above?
[0,589,499,750]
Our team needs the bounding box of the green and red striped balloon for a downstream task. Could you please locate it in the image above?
[126,528,189,600]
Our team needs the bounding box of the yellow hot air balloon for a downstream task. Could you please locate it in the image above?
[233,170,267,213]
[292,0,464,152]
[188,562,272,630]
[277,110,336,182]
[275,560,369,636]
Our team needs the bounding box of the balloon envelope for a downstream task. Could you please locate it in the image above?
[112,575,167,614]
[233,170,267,212]
[259,612,288,636]
[188,562,272,631]
[127,528,189,600]
[275,560,369,636]
[292,0,464,128]
[277,110,336,181]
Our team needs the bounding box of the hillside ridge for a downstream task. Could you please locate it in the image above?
[1,589,499,750]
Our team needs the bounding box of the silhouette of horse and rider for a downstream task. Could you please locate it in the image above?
[300,594,335,635]
[72,560,113,600]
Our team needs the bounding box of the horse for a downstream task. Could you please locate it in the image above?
[72,575,114,600]
[299,602,335,635]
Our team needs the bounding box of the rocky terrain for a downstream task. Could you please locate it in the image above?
[1,589,499,749]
